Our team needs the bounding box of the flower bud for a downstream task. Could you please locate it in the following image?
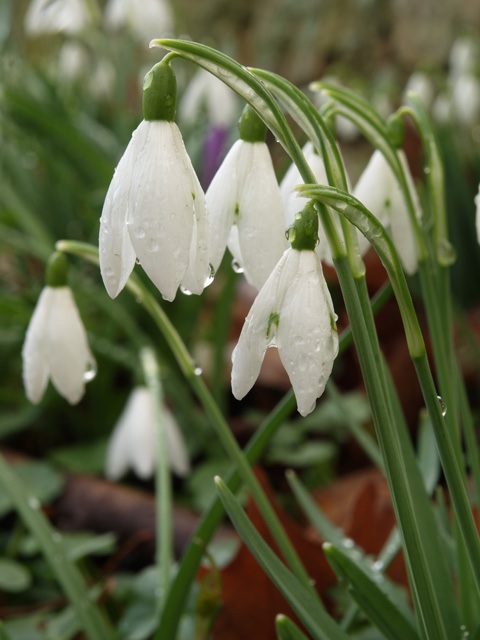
[142,59,177,122]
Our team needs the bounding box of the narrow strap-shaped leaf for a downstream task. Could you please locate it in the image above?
[215,477,349,640]
[276,615,311,640]
[324,542,420,640]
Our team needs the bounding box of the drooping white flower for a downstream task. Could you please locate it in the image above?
[206,122,286,290]
[179,68,238,129]
[280,142,337,265]
[24,0,90,35]
[404,71,435,111]
[105,386,190,480]
[99,62,209,301]
[353,149,421,274]
[104,0,174,43]
[22,287,96,405]
[231,247,338,417]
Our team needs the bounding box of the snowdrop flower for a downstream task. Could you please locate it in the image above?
[22,253,96,405]
[475,184,480,244]
[353,149,421,274]
[99,59,210,301]
[105,386,190,480]
[404,71,435,111]
[179,68,238,129]
[280,142,338,265]
[206,105,286,290]
[232,203,338,417]
[24,0,90,35]
[451,73,480,128]
[104,0,174,43]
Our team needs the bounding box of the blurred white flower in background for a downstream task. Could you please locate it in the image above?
[104,0,174,42]
[22,286,96,405]
[105,386,190,480]
[24,0,91,36]
[179,68,238,129]
[353,149,421,275]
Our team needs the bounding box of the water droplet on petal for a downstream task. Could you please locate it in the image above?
[83,360,97,383]
[437,395,447,416]
[204,264,215,287]
[147,239,159,253]
[285,226,296,243]
[231,259,244,274]
[134,226,146,239]
[180,285,193,296]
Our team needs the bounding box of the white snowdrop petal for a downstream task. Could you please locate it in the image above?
[127,122,193,301]
[99,123,145,298]
[231,250,295,399]
[181,155,210,294]
[235,143,287,289]
[24,0,89,35]
[164,411,190,477]
[277,252,338,416]
[22,288,52,404]
[206,141,242,273]
[47,289,95,405]
[280,142,328,227]
[105,387,156,480]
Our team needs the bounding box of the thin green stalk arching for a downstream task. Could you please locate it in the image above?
[55,241,318,599]
[0,454,114,640]
[152,38,345,260]
[333,255,455,640]
[249,67,365,277]
[150,42,458,637]
[140,347,173,605]
[300,184,480,597]
[156,280,393,640]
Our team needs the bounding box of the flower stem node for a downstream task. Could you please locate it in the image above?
[143,59,177,122]
[45,251,69,288]
[289,202,319,251]
[231,248,338,417]
[237,104,267,143]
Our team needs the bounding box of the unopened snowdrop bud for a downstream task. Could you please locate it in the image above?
[232,203,338,417]
[99,59,209,301]
[353,150,420,274]
[22,252,96,405]
[105,386,190,480]
[206,104,286,290]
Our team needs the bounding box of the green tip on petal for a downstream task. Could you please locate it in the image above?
[46,251,69,288]
[142,59,177,122]
[237,104,267,143]
[290,201,319,251]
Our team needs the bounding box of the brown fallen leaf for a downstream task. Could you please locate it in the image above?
[202,466,407,640]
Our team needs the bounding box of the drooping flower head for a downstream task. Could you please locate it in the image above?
[206,104,287,290]
[22,252,96,405]
[105,386,190,480]
[99,58,210,301]
[353,149,422,275]
[231,202,338,416]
